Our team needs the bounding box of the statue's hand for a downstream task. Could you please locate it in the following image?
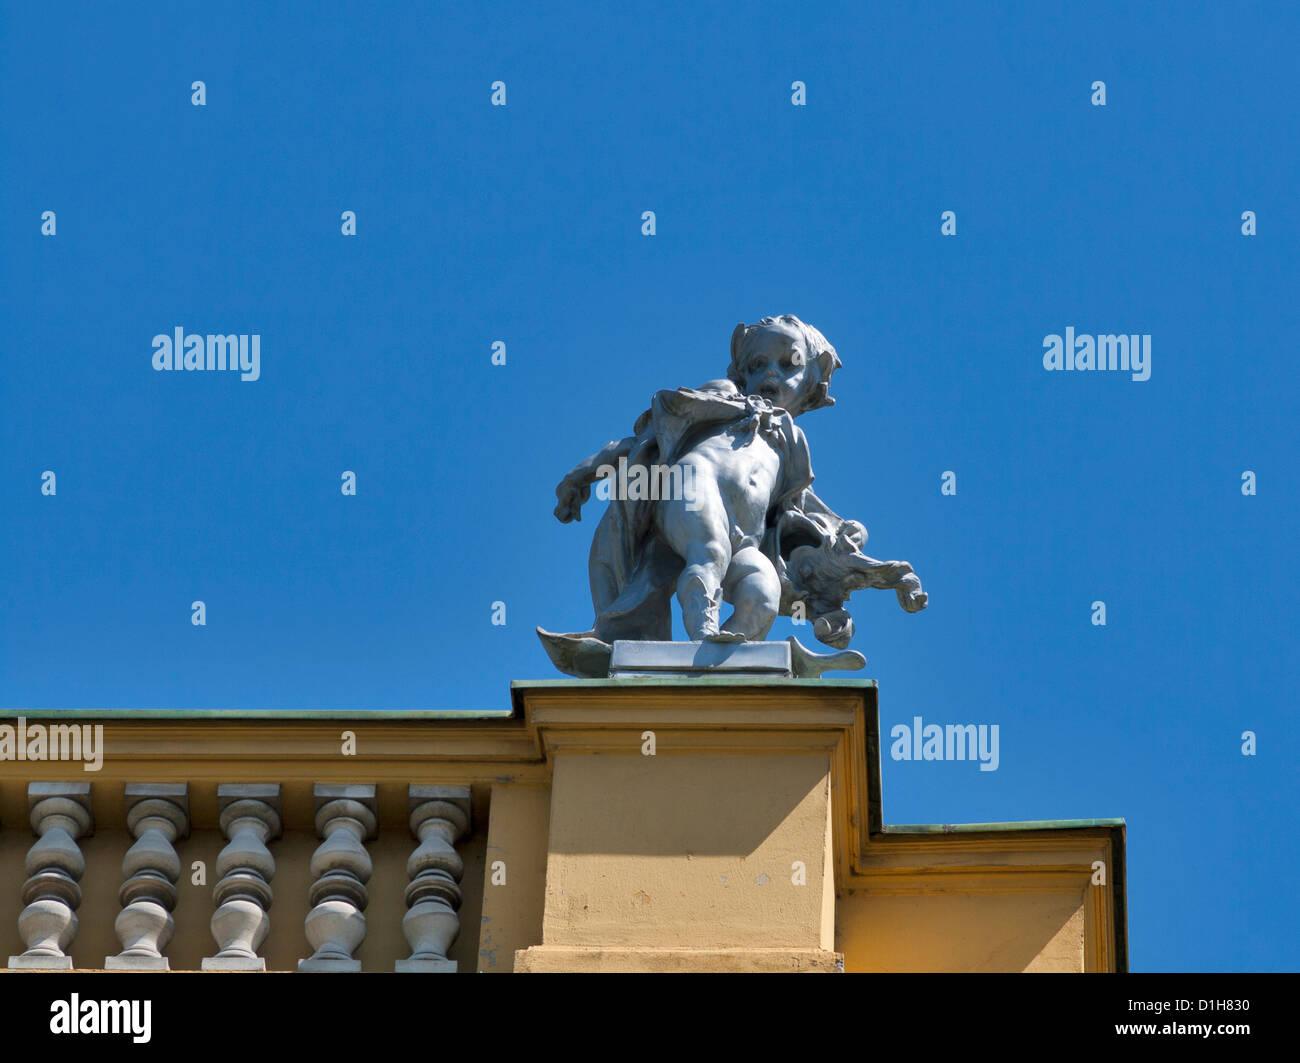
[554,476,592,523]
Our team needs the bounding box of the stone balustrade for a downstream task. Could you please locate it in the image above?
[2,780,475,972]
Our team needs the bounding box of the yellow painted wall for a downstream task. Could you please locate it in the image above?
[539,751,833,951]
[477,783,550,972]
[838,888,1087,972]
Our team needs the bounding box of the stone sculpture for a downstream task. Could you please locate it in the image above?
[538,315,926,678]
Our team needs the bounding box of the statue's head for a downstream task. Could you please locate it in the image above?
[728,315,841,416]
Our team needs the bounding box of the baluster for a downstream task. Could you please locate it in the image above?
[397,785,470,972]
[106,783,189,970]
[299,784,377,972]
[7,782,93,970]
[202,784,281,971]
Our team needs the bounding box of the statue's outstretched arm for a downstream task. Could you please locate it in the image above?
[553,435,637,523]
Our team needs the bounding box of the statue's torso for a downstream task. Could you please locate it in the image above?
[670,427,783,552]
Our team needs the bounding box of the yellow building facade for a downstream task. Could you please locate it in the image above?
[0,679,1126,973]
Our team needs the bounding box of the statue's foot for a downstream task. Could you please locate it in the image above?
[703,631,747,644]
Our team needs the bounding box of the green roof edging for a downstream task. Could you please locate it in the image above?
[882,819,1126,833]
[2,678,878,720]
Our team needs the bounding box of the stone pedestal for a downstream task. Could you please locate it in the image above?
[513,680,846,973]
[609,639,792,676]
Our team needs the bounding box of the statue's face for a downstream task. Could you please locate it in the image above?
[741,324,809,412]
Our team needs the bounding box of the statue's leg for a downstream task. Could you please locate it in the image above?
[675,540,730,640]
[656,492,733,641]
[721,547,781,641]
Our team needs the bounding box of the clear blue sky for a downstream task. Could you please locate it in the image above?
[2,1,1295,972]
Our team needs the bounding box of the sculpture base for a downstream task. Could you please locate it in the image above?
[610,639,791,676]
[539,630,865,678]
[514,683,843,971]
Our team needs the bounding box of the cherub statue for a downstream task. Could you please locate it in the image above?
[538,314,927,677]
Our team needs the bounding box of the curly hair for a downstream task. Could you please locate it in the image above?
[727,315,842,415]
